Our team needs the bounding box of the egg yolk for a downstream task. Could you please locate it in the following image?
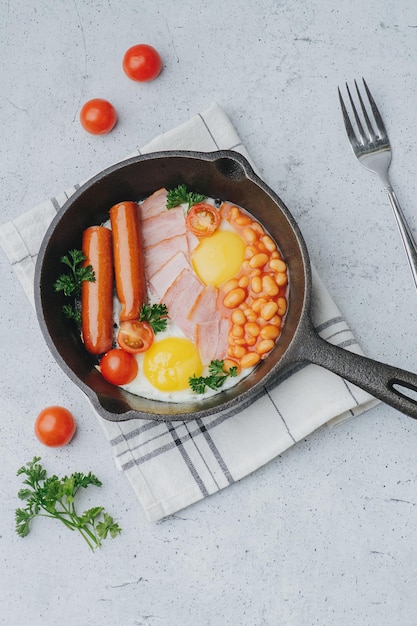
[143,337,203,392]
[191,230,245,287]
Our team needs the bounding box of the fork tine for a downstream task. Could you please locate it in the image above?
[362,77,388,139]
[354,79,377,141]
[346,82,367,143]
[338,87,361,150]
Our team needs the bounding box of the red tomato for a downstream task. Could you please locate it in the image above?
[186,203,221,237]
[100,349,138,385]
[117,320,154,354]
[122,44,162,82]
[79,98,117,135]
[34,406,77,447]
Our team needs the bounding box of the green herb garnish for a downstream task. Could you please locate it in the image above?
[54,249,95,323]
[139,302,168,333]
[166,184,206,211]
[189,359,238,394]
[15,457,122,552]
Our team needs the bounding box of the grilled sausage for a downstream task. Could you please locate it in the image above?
[81,226,114,354]
[109,201,147,321]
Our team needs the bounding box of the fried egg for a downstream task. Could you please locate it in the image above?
[191,230,245,286]
[143,337,203,392]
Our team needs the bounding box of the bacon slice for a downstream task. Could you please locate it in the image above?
[148,251,190,301]
[196,318,230,365]
[187,284,219,323]
[144,234,189,278]
[139,188,168,219]
[162,268,204,340]
[142,205,186,249]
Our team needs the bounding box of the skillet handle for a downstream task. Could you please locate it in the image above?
[293,318,417,420]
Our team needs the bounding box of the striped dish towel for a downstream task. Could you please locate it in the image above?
[0,102,378,522]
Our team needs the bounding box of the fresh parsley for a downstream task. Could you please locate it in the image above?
[189,359,238,394]
[139,303,168,333]
[166,184,206,211]
[54,249,95,324]
[15,457,122,552]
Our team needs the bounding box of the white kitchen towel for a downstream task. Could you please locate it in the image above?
[0,102,378,522]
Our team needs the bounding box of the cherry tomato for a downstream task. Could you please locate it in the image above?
[100,348,138,385]
[186,203,221,237]
[79,98,117,135]
[122,44,162,82]
[34,406,77,447]
[117,320,154,354]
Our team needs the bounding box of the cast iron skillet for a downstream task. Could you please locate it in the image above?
[34,150,417,422]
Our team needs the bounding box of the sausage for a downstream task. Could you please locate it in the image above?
[81,226,114,354]
[109,201,147,321]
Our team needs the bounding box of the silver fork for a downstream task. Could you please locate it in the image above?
[338,78,417,288]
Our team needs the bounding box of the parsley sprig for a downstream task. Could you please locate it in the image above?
[15,457,122,552]
[54,249,95,324]
[189,359,238,394]
[166,184,206,211]
[139,303,168,333]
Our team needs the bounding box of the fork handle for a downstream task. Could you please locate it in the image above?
[385,186,417,289]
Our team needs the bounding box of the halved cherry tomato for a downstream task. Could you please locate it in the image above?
[122,44,162,82]
[34,406,77,447]
[186,203,221,237]
[79,98,117,135]
[117,320,154,354]
[100,349,138,385]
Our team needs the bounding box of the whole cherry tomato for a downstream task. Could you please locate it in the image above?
[100,349,138,385]
[79,98,117,135]
[122,44,162,82]
[117,320,154,354]
[34,406,77,447]
[186,203,221,237]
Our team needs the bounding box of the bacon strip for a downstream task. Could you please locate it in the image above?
[149,251,190,301]
[139,188,168,219]
[162,268,204,340]
[142,205,186,249]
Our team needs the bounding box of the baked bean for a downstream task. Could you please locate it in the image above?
[256,339,275,354]
[231,309,246,325]
[251,276,262,293]
[238,275,249,289]
[231,324,244,338]
[235,215,252,226]
[251,297,267,313]
[223,287,246,308]
[223,278,239,294]
[245,335,257,347]
[261,235,277,252]
[262,274,279,296]
[244,309,257,323]
[249,252,269,269]
[260,301,278,321]
[270,258,287,273]
[277,297,287,316]
[240,352,261,369]
[260,325,280,340]
[245,322,260,337]
[243,227,259,244]
[244,245,257,259]
[229,344,247,359]
[251,222,264,235]
[223,358,241,375]
[275,272,288,287]
[229,206,240,220]
[269,315,282,327]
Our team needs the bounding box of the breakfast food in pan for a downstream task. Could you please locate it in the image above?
[55,186,289,402]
